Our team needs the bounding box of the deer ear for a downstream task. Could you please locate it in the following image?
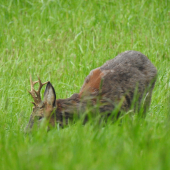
[44,82,56,106]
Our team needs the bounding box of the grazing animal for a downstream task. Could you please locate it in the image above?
[26,51,157,131]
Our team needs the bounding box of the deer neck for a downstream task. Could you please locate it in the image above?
[56,93,80,114]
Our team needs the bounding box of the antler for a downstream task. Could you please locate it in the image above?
[28,75,49,105]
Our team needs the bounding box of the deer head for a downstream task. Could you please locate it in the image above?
[25,76,57,131]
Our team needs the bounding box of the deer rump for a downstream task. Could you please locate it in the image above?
[26,51,157,131]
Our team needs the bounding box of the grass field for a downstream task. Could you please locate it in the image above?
[0,0,170,169]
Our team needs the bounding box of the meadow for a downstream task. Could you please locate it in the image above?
[0,0,170,169]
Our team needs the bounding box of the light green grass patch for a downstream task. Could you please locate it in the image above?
[0,0,170,169]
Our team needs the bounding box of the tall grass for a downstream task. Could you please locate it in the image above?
[0,0,170,169]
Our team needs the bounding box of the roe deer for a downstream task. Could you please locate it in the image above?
[25,51,157,131]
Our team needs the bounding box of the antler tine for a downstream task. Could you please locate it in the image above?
[34,76,49,100]
[29,75,49,104]
[30,75,38,91]
[28,75,38,104]
[37,76,49,91]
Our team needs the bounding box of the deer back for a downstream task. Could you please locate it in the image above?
[78,51,157,114]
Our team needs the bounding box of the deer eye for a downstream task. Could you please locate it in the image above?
[38,116,43,120]
[40,105,44,109]
[35,116,43,120]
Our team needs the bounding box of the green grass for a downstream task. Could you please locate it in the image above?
[0,0,170,169]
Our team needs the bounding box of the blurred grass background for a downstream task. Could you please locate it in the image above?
[0,0,170,169]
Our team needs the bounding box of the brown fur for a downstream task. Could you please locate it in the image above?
[79,68,104,97]
[26,51,157,131]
